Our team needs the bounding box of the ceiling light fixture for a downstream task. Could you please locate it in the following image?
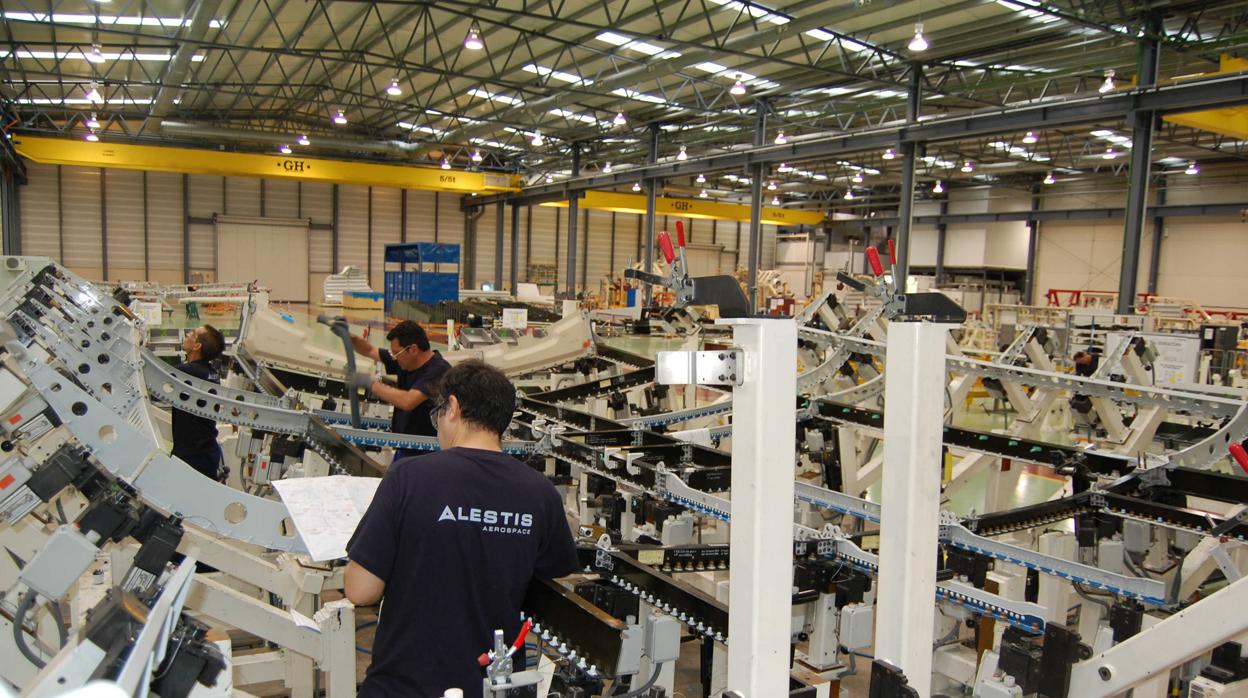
[778,162,792,173]
[677,145,687,161]
[333,109,347,125]
[85,82,103,103]
[932,180,944,193]
[471,149,484,163]
[613,112,627,126]
[1185,161,1199,175]
[908,22,928,52]
[85,130,99,142]
[86,44,106,64]
[85,113,100,129]
[441,158,451,170]
[882,147,896,160]
[603,162,612,173]
[279,144,292,154]
[771,195,780,206]
[1099,69,1116,94]
[852,172,864,183]
[297,134,310,146]
[696,173,706,183]
[767,180,777,190]
[464,23,485,51]
[730,74,747,96]
[531,131,544,146]
[386,79,402,97]
[1103,146,1117,159]
[960,160,974,173]
[774,130,787,145]
[699,189,708,198]
[844,190,855,200]
[632,181,642,192]
[1043,172,1056,184]
[545,174,554,183]
[1022,131,1038,144]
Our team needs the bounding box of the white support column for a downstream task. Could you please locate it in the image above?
[720,317,797,696]
[1037,532,1075,624]
[874,320,954,698]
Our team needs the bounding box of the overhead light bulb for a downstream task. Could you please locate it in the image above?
[86,44,106,64]
[1099,69,1116,94]
[1185,161,1199,175]
[471,149,483,162]
[531,131,544,146]
[632,181,641,192]
[441,158,451,170]
[333,109,347,125]
[699,189,708,198]
[778,162,792,173]
[677,145,687,161]
[696,173,706,183]
[852,172,864,183]
[882,147,896,160]
[1022,131,1038,144]
[464,23,485,50]
[774,130,787,145]
[932,180,944,193]
[545,174,554,183]
[85,83,103,103]
[603,162,612,173]
[85,130,99,142]
[1103,146,1117,159]
[771,195,780,206]
[386,79,402,97]
[960,160,974,173]
[767,180,777,191]
[279,144,292,154]
[297,134,310,146]
[1043,172,1056,184]
[730,74,747,96]
[908,23,928,52]
[845,190,855,200]
[614,112,627,126]
[85,113,101,129]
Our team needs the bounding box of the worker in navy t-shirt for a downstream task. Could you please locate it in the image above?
[344,360,579,697]
[171,324,226,480]
[347,320,451,460]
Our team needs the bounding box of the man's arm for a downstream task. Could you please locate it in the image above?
[344,561,386,605]
[350,335,381,362]
[370,383,430,412]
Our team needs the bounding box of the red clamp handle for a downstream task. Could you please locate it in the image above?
[511,619,533,652]
[887,239,897,266]
[675,221,686,248]
[866,247,884,277]
[658,231,675,264]
[1231,442,1248,477]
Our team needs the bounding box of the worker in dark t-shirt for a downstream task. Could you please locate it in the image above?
[345,360,579,698]
[347,320,451,460]
[172,324,226,480]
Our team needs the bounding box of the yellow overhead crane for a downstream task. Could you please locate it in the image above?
[540,190,826,227]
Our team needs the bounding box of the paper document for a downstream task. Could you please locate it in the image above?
[272,475,382,561]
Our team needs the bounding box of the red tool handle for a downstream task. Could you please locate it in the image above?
[511,619,533,652]
[676,221,686,248]
[887,239,897,265]
[866,247,884,277]
[658,231,675,264]
[1231,442,1248,476]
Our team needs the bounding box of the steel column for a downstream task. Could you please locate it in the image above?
[495,202,505,289]
[510,203,521,295]
[874,320,955,698]
[567,143,581,294]
[722,316,796,696]
[644,127,659,305]
[746,101,768,311]
[1024,187,1041,304]
[934,201,948,285]
[1116,24,1161,314]
[1147,176,1166,294]
[1,164,21,255]
[182,174,191,283]
[893,66,923,284]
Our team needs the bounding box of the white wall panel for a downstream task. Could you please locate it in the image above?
[405,190,437,243]
[1155,216,1247,307]
[910,226,939,267]
[103,168,145,279]
[436,192,464,247]
[582,209,609,292]
[265,178,300,219]
[528,205,558,288]
[944,228,986,267]
[187,175,224,218]
[982,222,1029,269]
[146,172,182,279]
[19,162,61,260]
[613,213,642,271]
[188,223,215,275]
[1034,221,1123,300]
[61,166,103,278]
[336,185,368,271]
[474,203,500,289]
[225,177,261,217]
[301,182,333,225]
[370,187,402,290]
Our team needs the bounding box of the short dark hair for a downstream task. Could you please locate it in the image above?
[386,320,430,352]
[198,325,225,361]
[438,360,515,436]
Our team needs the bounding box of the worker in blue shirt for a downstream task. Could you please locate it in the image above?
[172,324,226,480]
[344,360,578,697]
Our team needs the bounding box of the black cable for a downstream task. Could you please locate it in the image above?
[317,314,362,429]
[13,590,47,669]
[613,662,664,697]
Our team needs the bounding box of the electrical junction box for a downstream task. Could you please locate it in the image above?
[839,603,874,650]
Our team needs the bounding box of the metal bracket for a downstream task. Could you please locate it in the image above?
[655,350,742,386]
